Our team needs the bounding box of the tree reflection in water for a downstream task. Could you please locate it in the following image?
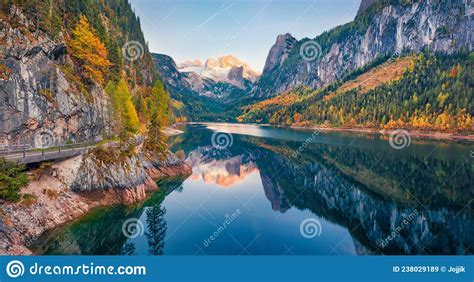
[31,125,473,255]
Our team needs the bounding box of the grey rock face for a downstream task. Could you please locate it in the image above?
[262,33,297,73]
[152,53,250,102]
[0,6,108,147]
[227,66,245,88]
[70,152,148,193]
[254,0,473,98]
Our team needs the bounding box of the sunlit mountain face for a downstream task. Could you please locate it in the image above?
[187,152,259,188]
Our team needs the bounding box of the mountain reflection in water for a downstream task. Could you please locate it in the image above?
[32,124,473,255]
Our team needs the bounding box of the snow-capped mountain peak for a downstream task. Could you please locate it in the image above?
[177,55,260,88]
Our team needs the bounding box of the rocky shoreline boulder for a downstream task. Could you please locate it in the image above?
[0,145,192,255]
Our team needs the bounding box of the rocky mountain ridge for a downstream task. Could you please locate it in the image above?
[253,0,473,98]
[154,0,472,123]
[178,54,259,89]
[153,54,252,103]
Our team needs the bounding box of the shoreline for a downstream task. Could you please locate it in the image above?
[186,122,474,142]
[293,126,474,142]
[164,127,184,136]
[0,150,192,255]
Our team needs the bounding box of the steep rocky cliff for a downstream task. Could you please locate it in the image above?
[0,1,192,255]
[0,1,157,147]
[261,33,297,74]
[0,6,108,147]
[254,0,473,98]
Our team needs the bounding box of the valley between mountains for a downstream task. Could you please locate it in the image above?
[0,0,472,256]
[154,0,473,135]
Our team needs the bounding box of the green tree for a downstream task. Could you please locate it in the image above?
[145,80,169,123]
[106,78,141,139]
[144,110,167,158]
[142,80,172,157]
[0,158,29,202]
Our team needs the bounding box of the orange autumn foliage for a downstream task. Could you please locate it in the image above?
[69,15,112,85]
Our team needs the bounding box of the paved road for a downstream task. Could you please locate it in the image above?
[1,145,92,164]
[1,138,141,164]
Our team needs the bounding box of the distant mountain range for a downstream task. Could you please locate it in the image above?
[153,0,472,131]
[152,53,254,121]
[178,55,260,87]
[153,54,258,100]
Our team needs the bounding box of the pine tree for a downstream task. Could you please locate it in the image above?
[149,80,170,123]
[116,79,141,135]
[144,110,167,159]
[0,158,29,202]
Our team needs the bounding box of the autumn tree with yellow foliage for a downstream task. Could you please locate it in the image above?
[69,15,112,85]
[106,78,141,140]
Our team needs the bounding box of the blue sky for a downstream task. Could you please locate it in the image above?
[130,0,361,72]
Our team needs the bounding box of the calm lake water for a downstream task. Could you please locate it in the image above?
[32,123,473,255]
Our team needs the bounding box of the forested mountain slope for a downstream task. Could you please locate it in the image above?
[152,53,257,122]
[239,51,473,132]
[253,0,473,98]
[0,0,167,146]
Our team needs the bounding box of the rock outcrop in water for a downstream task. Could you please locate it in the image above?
[0,2,191,255]
[0,142,192,255]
